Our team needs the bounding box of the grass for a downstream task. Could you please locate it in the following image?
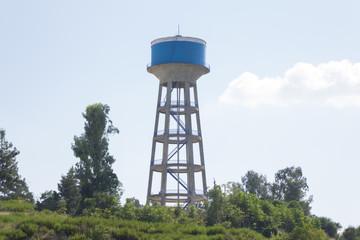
[0,200,274,240]
[0,200,34,212]
[0,211,269,240]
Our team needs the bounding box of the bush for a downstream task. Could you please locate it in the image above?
[206,226,226,235]
[182,225,206,235]
[0,229,14,240]
[0,200,34,212]
[57,223,77,236]
[288,222,327,240]
[87,224,111,240]
[113,227,138,240]
[70,233,90,240]
[208,234,226,240]
[7,229,27,240]
[229,228,267,240]
[19,222,38,237]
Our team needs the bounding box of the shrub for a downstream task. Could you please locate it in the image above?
[182,225,206,235]
[113,227,138,240]
[206,226,226,235]
[70,233,90,240]
[58,223,77,236]
[209,234,226,240]
[19,222,38,237]
[288,222,327,240]
[88,224,111,240]
[0,200,34,212]
[7,229,27,240]
[229,228,267,240]
[57,200,67,214]
[0,229,14,240]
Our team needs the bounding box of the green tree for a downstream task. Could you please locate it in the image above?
[205,185,226,226]
[36,190,60,211]
[242,170,270,200]
[288,222,327,240]
[58,167,81,215]
[225,181,243,194]
[126,197,141,207]
[341,226,358,240]
[271,166,310,202]
[317,217,341,238]
[57,200,67,214]
[72,103,122,211]
[0,129,33,202]
[271,166,313,216]
[122,201,137,220]
[228,190,267,231]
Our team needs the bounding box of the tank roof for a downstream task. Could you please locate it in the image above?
[151,35,206,46]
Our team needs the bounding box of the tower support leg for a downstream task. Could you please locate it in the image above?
[160,81,172,206]
[184,82,196,205]
[194,85,207,195]
[146,84,163,205]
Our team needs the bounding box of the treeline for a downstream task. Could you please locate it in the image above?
[0,202,277,240]
[0,103,359,239]
[0,189,356,239]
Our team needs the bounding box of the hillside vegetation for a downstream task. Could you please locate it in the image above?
[0,195,329,240]
[2,104,359,239]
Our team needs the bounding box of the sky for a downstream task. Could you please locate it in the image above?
[1,0,360,229]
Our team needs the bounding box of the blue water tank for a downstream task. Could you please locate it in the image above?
[149,36,208,69]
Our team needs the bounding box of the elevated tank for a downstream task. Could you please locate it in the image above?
[147,36,209,85]
[146,35,209,207]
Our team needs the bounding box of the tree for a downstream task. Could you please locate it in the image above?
[317,217,341,238]
[35,190,60,211]
[0,129,33,202]
[205,185,226,226]
[241,170,270,200]
[225,181,243,195]
[271,166,309,202]
[72,103,122,209]
[58,167,81,215]
[341,226,358,240]
[288,222,328,240]
[126,197,141,207]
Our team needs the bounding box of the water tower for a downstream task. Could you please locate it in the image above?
[146,35,209,207]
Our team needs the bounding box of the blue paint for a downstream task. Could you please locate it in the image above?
[150,41,207,68]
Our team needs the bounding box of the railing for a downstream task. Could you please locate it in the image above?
[195,189,206,195]
[155,129,200,136]
[153,159,187,165]
[153,189,205,195]
[165,189,189,194]
[158,101,198,108]
[170,112,187,133]
[167,168,190,193]
[168,139,187,161]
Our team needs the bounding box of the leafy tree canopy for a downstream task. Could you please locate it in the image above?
[35,190,60,211]
[72,103,122,209]
[271,166,310,202]
[242,170,270,200]
[58,167,80,215]
[0,129,33,203]
[317,217,341,238]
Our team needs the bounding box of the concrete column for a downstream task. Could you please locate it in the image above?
[193,84,207,195]
[184,82,196,205]
[146,84,163,205]
[160,81,172,206]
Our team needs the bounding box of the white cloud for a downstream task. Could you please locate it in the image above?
[219,60,360,108]
[325,95,360,108]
